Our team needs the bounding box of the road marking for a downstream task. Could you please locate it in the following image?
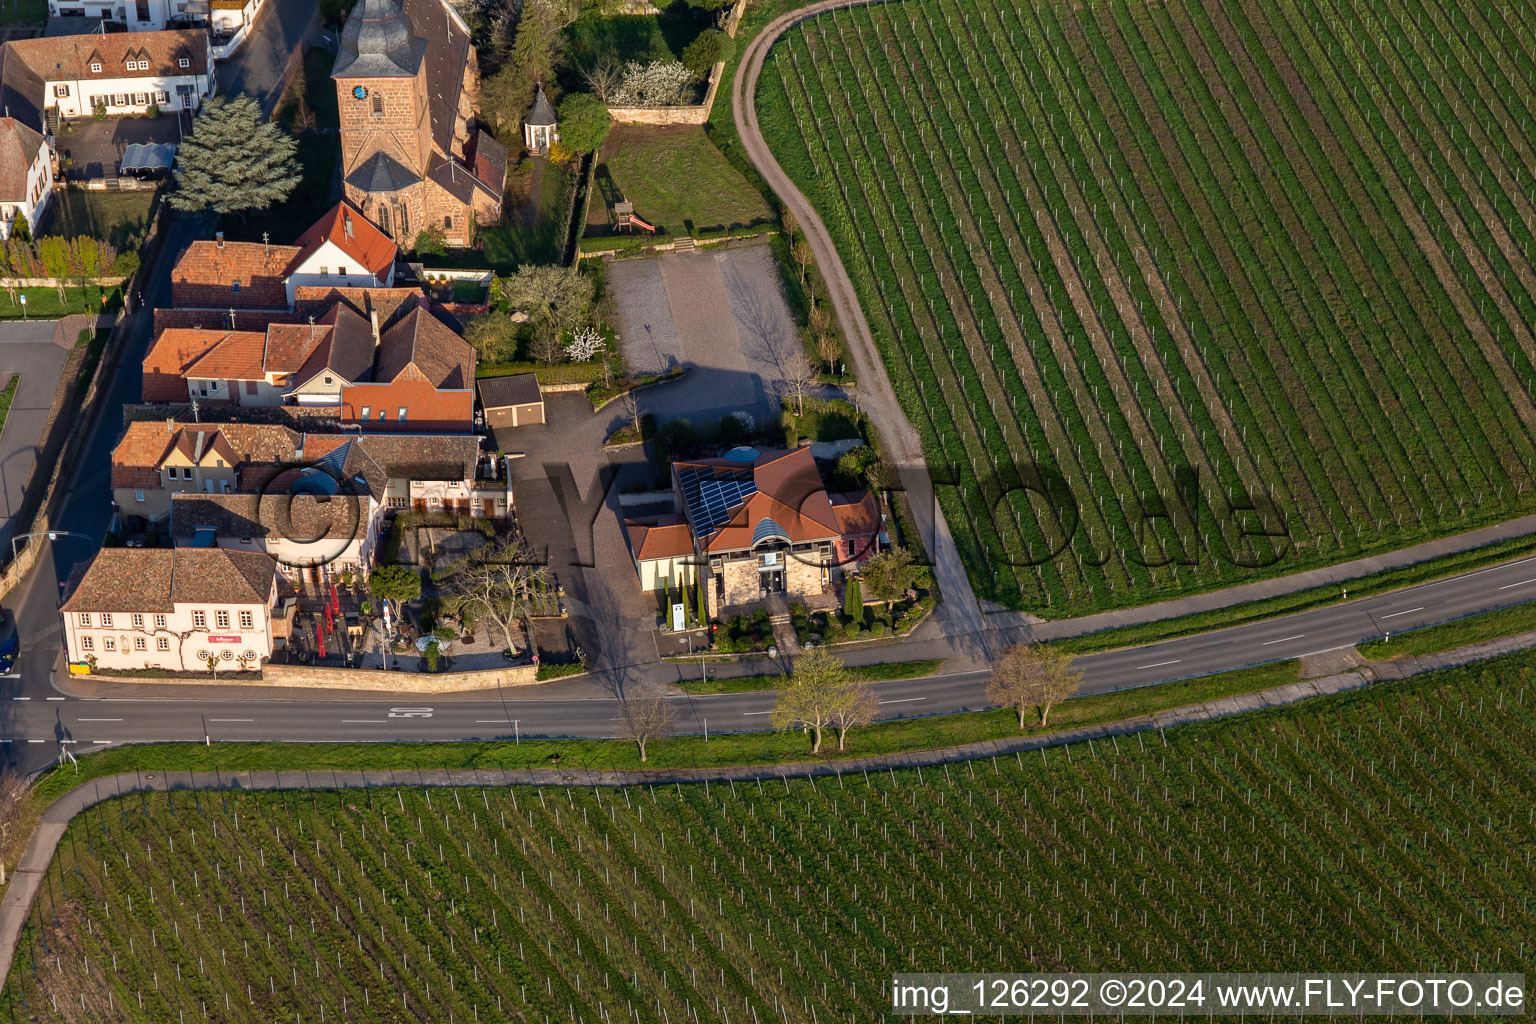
[77,718,122,722]
[879,697,927,705]
[93,740,112,744]
[0,739,9,743]
[341,720,387,724]
[11,696,27,700]
[1261,633,1307,646]
[26,739,42,743]
[1135,659,1181,670]
[0,673,18,679]
[209,718,253,723]
[1498,578,1536,590]
[474,720,510,724]
[742,710,773,716]
[45,697,65,701]
[1380,606,1423,619]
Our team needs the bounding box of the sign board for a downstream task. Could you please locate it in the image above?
[207,635,242,643]
[671,602,686,632]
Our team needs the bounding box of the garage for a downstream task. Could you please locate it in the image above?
[478,373,545,428]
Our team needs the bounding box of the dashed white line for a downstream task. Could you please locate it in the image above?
[1380,607,1423,619]
[1135,659,1182,670]
[341,719,387,724]
[742,710,772,716]
[26,739,43,744]
[45,697,65,701]
[474,720,510,724]
[1498,578,1536,590]
[879,697,927,705]
[1261,633,1307,646]
[209,718,253,723]
[77,718,121,722]
[11,696,28,700]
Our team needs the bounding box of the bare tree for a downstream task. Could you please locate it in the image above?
[616,681,675,762]
[771,347,821,416]
[772,647,852,753]
[828,673,878,751]
[0,769,37,886]
[449,539,549,654]
[986,642,1082,729]
[781,207,798,246]
[583,59,624,102]
[791,238,814,285]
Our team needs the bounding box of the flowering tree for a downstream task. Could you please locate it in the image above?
[611,61,696,106]
[565,326,606,362]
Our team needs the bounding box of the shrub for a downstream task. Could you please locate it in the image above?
[145,104,160,119]
[682,29,734,78]
[556,92,613,154]
[413,225,448,258]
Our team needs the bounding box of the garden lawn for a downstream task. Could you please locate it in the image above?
[598,124,771,236]
[1357,599,1536,659]
[0,284,121,319]
[757,0,1536,617]
[6,652,1533,1022]
[42,188,159,251]
[562,7,711,74]
[477,158,573,271]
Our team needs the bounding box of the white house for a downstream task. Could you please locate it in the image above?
[284,201,399,305]
[0,117,53,241]
[46,0,216,32]
[7,29,215,119]
[60,546,280,673]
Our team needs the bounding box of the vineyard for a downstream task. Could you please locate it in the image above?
[755,0,1536,613]
[5,654,1536,1021]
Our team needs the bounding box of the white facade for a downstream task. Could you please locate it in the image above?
[52,66,215,117]
[63,585,277,673]
[0,141,53,242]
[47,0,212,30]
[284,238,396,305]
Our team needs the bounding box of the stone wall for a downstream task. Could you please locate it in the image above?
[88,662,540,693]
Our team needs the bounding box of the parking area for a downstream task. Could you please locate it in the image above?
[606,242,799,430]
[0,320,72,552]
[54,113,192,181]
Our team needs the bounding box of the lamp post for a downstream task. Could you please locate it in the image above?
[10,529,90,568]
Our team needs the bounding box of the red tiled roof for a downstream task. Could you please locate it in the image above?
[293,286,427,332]
[171,239,300,309]
[111,421,301,489]
[291,201,398,279]
[674,448,844,553]
[625,514,694,562]
[830,491,880,536]
[142,328,247,402]
[182,329,267,381]
[375,307,475,388]
[7,29,209,83]
[0,116,44,203]
[61,547,276,614]
[262,322,330,374]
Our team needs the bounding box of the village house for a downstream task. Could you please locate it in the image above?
[624,446,883,616]
[3,29,214,120]
[285,201,399,304]
[45,0,215,33]
[0,116,53,240]
[110,420,301,520]
[331,0,506,247]
[60,546,281,673]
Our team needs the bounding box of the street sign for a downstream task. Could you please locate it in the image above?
[672,602,686,631]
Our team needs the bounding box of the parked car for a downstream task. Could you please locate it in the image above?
[0,634,18,673]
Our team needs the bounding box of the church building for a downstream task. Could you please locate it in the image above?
[331,0,507,249]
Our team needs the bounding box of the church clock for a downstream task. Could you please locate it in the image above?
[353,86,369,100]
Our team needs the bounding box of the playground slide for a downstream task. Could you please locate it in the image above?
[626,213,657,233]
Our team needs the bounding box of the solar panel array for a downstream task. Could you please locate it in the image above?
[679,465,757,536]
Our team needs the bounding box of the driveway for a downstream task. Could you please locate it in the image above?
[0,320,71,554]
[54,113,192,181]
[607,244,796,432]
[217,0,320,112]
[491,392,664,688]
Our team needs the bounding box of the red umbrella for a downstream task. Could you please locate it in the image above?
[330,582,341,617]
[316,623,326,660]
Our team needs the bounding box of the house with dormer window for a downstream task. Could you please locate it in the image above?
[0,30,214,120]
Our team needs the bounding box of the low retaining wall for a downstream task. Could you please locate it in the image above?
[86,661,539,693]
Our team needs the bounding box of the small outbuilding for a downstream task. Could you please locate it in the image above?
[523,84,558,154]
[478,372,545,428]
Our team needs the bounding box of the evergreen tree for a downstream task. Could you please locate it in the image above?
[682,572,696,625]
[843,575,862,622]
[169,96,301,218]
[555,92,612,154]
[696,572,710,625]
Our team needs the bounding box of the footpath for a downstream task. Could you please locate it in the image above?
[3,627,1533,987]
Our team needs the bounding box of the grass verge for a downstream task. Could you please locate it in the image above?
[30,659,1298,806]
[1043,534,1536,654]
[0,374,17,435]
[678,658,945,694]
[1357,600,1536,660]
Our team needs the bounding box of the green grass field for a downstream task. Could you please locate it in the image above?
[5,652,1533,1021]
[757,0,1536,617]
[42,189,159,252]
[598,124,772,236]
[1357,599,1536,659]
[0,284,121,320]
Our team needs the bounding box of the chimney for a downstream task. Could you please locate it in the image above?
[370,309,380,348]
[344,212,354,240]
[165,417,174,433]
[215,231,224,249]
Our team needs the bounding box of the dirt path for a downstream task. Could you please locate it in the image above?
[732,0,989,640]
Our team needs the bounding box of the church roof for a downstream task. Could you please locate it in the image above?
[345,151,419,194]
[332,0,423,78]
[526,85,556,127]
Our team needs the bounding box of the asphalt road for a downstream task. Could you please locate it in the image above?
[5,546,1535,776]
[0,321,69,555]
[215,0,319,112]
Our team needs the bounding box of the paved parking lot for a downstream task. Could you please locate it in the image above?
[0,320,72,552]
[54,114,193,181]
[607,243,799,430]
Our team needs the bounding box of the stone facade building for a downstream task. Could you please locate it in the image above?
[331,0,507,248]
[625,446,883,617]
